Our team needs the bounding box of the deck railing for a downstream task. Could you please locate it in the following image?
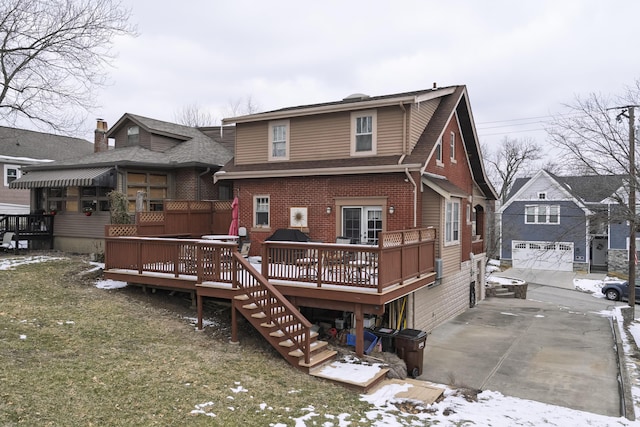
[104,227,436,293]
[0,214,55,248]
[264,227,435,292]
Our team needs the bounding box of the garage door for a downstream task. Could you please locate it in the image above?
[512,241,574,271]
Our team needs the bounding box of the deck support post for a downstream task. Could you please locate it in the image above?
[196,294,203,331]
[230,300,239,344]
[355,303,364,357]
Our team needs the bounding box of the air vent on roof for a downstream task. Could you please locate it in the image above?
[343,93,370,101]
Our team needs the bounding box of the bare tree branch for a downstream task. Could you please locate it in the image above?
[483,136,542,204]
[173,103,217,127]
[0,0,137,133]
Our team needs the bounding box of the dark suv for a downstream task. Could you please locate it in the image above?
[601,280,640,303]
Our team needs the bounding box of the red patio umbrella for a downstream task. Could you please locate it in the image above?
[228,196,239,236]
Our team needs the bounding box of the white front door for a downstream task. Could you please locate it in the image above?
[342,206,382,244]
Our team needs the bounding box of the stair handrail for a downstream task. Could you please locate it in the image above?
[231,252,313,365]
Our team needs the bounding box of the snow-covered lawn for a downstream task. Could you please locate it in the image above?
[3,254,640,425]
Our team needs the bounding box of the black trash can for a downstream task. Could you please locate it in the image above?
[372,327,398,352]
[395,329,427,378]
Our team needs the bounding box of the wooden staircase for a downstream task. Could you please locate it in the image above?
[230,254,337,372]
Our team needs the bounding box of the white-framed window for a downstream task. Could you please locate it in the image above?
[254,195,270,228]
[435,136,443,165]
[268,120,289,161]
[445,198,460,244]
[127,125,139,145]
[350,110,377,155]
[449,131,456,162]
[4,164,20,186]
[525,205,560,224]
[538,192,547,200]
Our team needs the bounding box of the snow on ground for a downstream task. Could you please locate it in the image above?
[5,254,640,425]
[0,255,67,270]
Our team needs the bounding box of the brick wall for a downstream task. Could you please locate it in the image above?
[235,173,419,245]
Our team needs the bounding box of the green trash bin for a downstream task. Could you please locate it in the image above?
[395,329,427,378]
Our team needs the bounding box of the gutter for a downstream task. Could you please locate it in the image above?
[214,163,423,181]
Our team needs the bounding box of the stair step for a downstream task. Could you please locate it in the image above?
[251,312,267,319]
[260,321,276,328]
[298,349,337,368]
[289,340,327,357]
[495,292,515,298]
[270,325,318,339]
[234,294,249,301]
[243,303,258,310]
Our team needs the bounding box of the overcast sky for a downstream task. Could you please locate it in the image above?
[91,0,639,151]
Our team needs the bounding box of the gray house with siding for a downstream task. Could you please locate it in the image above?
[500,170,628,273]
[0,126,94,214]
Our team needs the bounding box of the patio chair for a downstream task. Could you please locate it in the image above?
[240,242,251,258]
[1,232,15,251]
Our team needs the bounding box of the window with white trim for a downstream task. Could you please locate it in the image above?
[435,136,443,165]
[445,198,460,244]
[4,164,20,186]
[525,205,560,224]
[127,125,139,145]
[449,131,456,162]
[268,120,289,160]
[538,192,547,200]
[350,110,377,155]
[254,196,270,228]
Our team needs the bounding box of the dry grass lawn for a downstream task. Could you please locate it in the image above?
[0,256,387,426]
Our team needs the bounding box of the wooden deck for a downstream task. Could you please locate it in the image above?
[103,228,436,357]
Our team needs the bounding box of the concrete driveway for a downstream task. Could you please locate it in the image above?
[419,286,622,417]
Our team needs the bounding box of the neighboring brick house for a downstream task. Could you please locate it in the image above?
[10,114,233,252]
[0,126,94,214]
[500,170,628,273]
[216,85,497,333]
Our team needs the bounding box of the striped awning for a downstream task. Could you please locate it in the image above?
[9,167,115,189]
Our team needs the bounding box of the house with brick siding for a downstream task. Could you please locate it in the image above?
[10,113,233,253]
[216,85,498,333]
[500,170,629,274]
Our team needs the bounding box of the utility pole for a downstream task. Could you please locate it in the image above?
[630,105,636,319]
[615,105,639,318]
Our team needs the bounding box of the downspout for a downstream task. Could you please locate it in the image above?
[197,167,211,201]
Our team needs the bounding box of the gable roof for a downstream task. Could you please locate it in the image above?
[504,171,626,209]
[217,86,497,200]
[21,114,233,171]
[0,126,93,162]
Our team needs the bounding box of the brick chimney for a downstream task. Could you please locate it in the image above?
[94,119,108,153]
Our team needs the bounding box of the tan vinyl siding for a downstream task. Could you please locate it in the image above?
[376,106,404,156]
[422,186,460,275]
[235,122,269,165]
[234,106,407,165]
[291,112,350,161]
[412,263,471,332]
[409,98,440,151]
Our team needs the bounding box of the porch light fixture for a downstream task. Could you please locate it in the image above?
[326,206,332,214]
[388,206,395,214]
